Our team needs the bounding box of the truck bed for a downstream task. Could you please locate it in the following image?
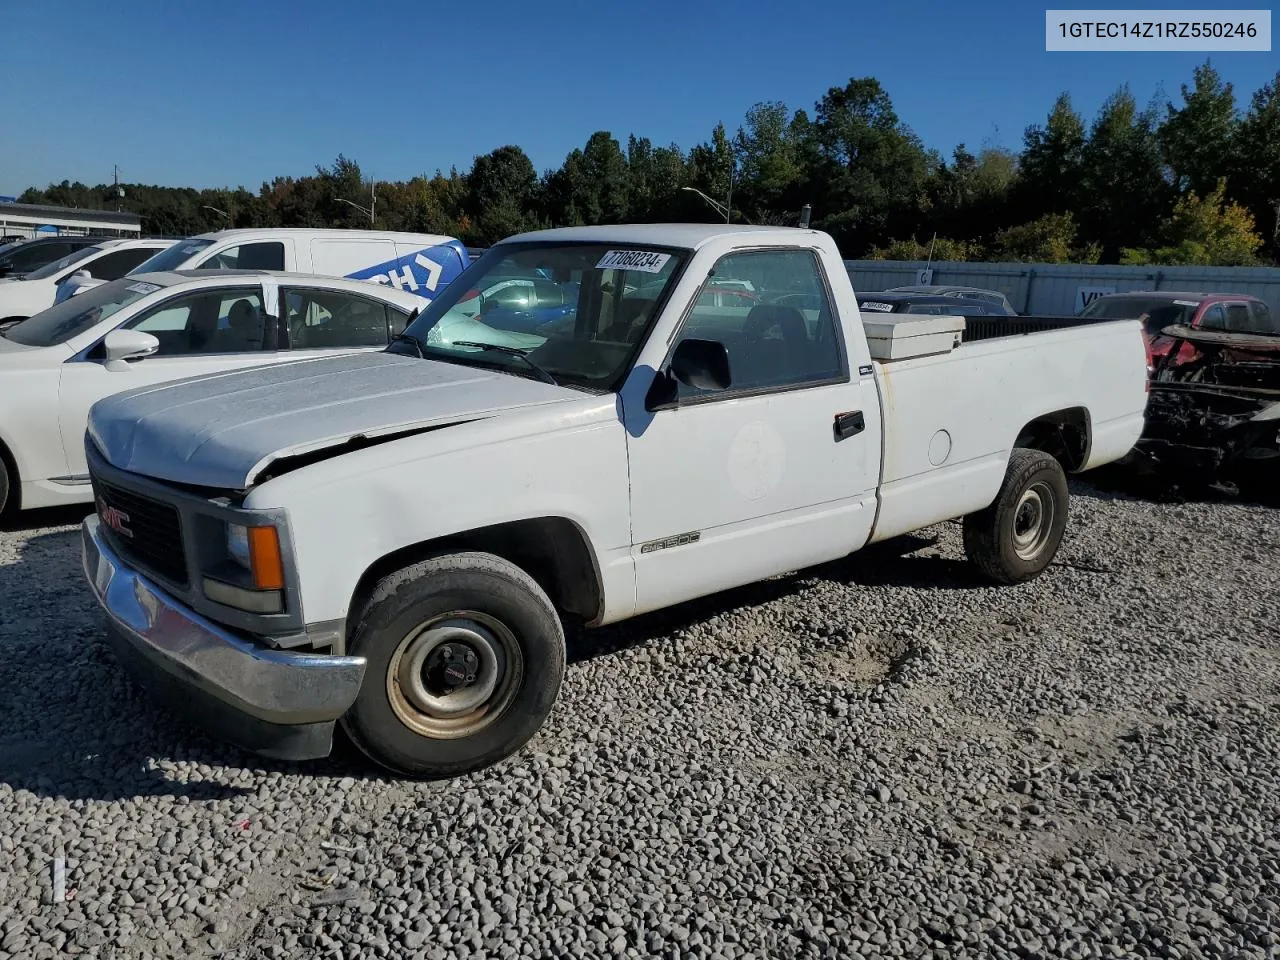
[865,315,1148,543]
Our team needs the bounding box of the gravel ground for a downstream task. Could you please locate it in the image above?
[0,478,1277,960]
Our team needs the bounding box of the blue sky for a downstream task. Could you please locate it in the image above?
[1,0,1275,196]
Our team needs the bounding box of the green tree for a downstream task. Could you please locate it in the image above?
[1231,71,1280,259]
[1016,93,1086,218]
[1160,60,1240,197]
[1121,179,1263,265]
[866,236,976,261]
[732,101,807,220]
[988,212,1100,263]
[807,77,931,251]
[465,146,542,243]
[1078,86,1171,261]
[545,131,630,227]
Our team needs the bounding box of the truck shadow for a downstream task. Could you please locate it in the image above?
[1078,465,1280,509]
[0,519,1017,798]
[0,503,93,532]
[0,524,264,801]
[566,532,982,665]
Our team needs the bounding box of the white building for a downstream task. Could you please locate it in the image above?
[0,201,142,241]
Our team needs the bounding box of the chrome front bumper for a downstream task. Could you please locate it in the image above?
[82,515,367,761]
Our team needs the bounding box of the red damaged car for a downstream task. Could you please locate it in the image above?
[1079,291,1277,369]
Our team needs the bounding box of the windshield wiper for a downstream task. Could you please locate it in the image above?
[388,332,424,358]
[447,341,559,386]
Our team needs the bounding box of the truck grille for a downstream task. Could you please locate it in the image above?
[92,479,189,586]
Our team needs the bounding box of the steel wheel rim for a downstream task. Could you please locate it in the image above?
[387,611,523,740]
[1011,481,1056,561]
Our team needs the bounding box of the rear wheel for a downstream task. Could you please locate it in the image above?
[963,447,1069,584]
[340,551,565,779]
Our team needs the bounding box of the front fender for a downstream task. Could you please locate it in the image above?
[243,398,634,627]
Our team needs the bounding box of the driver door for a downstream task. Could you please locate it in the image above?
[622,248,881,615]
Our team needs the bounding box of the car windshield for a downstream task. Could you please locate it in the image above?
[399,241,689,390]
[3,278,166,347]
[130,238,213,274]
[20,245,101,280]
[1080,296,1198,335]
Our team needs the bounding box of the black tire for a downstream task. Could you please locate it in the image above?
[0,457,10,518]
[340,551,565,779]
[963,447,1069,584]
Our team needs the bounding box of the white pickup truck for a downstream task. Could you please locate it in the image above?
[80,224,1149,778]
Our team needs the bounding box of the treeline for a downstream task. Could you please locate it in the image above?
[20,61,1280,266]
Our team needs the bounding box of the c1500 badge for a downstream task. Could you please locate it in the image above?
[639,531,701,554]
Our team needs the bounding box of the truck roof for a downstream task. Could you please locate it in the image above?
[500,223,823,250]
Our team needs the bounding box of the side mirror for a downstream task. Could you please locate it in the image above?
[645,338,732,410]
[102,329,160,371]
[670,337,731,391]
[71,269,92,282]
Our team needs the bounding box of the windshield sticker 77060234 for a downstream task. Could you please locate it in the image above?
[125,281,162,295]
[595,250,671,274]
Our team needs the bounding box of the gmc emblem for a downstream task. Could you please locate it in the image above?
[97,497,133,539]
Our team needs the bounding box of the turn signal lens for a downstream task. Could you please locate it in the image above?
[247,526,285,590]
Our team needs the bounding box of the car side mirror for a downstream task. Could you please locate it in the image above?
[102,329,160,371]
[645,338,732,410]
[670,337,731,391]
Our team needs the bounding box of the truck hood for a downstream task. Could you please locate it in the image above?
[88,350,585,489]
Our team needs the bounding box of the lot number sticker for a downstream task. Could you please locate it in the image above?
[596,250,671,274]
[126,281,162,295]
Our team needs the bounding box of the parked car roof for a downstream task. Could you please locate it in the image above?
[884,284,1017,314]
[858,292,1005,314]
[1089,290,1264,303]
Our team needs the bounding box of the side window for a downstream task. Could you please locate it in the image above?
[1223,302,1254,333]
[9,242,68,271]
[673,249,844,398]
[127,289,267,355]
[198,242,285,271]
[388,306,414,337]
[84,248,156,281]
[1198,304,1227,332]
[284,289,390,348]
[1248,301,1277,335]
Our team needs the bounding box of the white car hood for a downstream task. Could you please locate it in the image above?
[88,350,585,489]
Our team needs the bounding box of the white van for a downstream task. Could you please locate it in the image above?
[55,228,470,305]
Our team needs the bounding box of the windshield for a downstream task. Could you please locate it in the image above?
[400,242,689,390]
[3,278,166,347]
[1080,296,1198,335]
[21,245,101,280]
[129,238,214,274]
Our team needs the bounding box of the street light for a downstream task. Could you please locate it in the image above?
[682,151,746,224]
[202,205,229,222]
[337,181,377,227]
[681,186,730,222]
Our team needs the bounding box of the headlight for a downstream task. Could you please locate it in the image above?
[205,522,285,614]
[227,523,251,569]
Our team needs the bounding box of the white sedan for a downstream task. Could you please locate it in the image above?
[0,268,532,514]
[0,237,177,323]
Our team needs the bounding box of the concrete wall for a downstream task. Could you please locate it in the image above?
[843,260,1280,316]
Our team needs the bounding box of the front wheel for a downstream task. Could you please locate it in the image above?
[341,552,565,779]
[963,448,1069,584]
[0,457,11,518]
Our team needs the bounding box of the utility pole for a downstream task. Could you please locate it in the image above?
[113,165,124,212]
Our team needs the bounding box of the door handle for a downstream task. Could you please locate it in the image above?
[833,410,865,441]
